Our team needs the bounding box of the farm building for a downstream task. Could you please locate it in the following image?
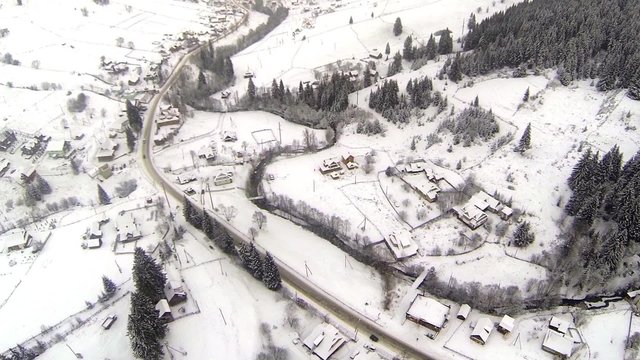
[400,161,427,174]
[470,191,513,220]
[97,140,118,162]
[384,230,418,260]
[222,130,237,142]
[302,322,347,360]
[46,140,70,158]
[542,329,573,358]
[496,315,515,334]
[197,141,217,160]
[88,222,102,239]
[0,130,17,151]
[470,318,493,345]
[98,163,112,179]
[341,154,358,169]
[1,228,32,252]
[452,204,488,229]
[155,299,174,322]
[86,238,102,249]
[115,212,142,243]
[457,304,471,320]
[164,281,188,306]
[213,172,233,186]
[368,49,382,59]
[549,316,571,334]
[319,158,342,174]
[406,295,450,332]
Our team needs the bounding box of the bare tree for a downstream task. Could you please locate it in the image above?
[219,203,238,222]
[252,211,267,229]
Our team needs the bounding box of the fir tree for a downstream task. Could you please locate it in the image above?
[513,221,535,247]
[271,79,279,99]
[387,52,403,77]
[403,36,413,60]
[197,70,207,91]
[447,53,462,82]
[599,229,627,273]
[568,149,592,190]
[385,42,391,58]
[125,126,136,152]
[127,292,166,360]
[219,233,236,255]
[363,65,372,87]
[516,123,532,153]
[467,13,476,31]
[349,16,353,24]
[35,175,51,195]
[126,100,143,132]
[240,242,263,279]
[472,95,479,107]
[98,184,111,205]
[600,145,622,182]
[523,87,530,102]
[101,275,117,301]
[132,247,167,303]
[576,194,600,226]
[628,68,640,100]
[262,252,282,290]
[425,35,437,60]
[438,30,453,55]
[278,80,285,102]
[393,17,403,36]
[247,77,256,101]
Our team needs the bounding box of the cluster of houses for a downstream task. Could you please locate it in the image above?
[84,215,109,249]
[115,212,142,243]
[319,154,358,179]
[0,228,32,253]
[398,161,445,203]
[21,134,50,158]
[302,322,348,360]
[97,140,119,162]
[155,280,189,323]
[452,191,513,230]
[100,59,130,75]
[154,105,182,145]
[197,140,218,161]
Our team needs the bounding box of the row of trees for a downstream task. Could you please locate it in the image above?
[460,0,640,98]
[127,247,168,360]
[403,31,453,63]
[436,102,499,146]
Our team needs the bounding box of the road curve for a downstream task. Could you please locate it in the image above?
[138,8,444,360]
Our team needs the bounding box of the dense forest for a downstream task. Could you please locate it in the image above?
[459,0,640,98]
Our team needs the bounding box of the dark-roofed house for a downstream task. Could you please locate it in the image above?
[0,130,16,152]
[164,281,188,306]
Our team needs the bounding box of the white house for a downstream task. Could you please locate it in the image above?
[452,204,488,229]
[457,304,471,320]
[497,315,515,334]
[542,329,573,358]
[116,212,142,243]
[1,228,32,252]
[302,323,347,360]
[385,230,418,260]
[549,316,571,335]
[470,318,494,345]
[406,295,450,332]
[213,172,233,186]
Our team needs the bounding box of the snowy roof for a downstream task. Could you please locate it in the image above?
[457,204,487,222]
[406,295,450,330]
[402,161,426,173]
[470,318,493,344]
[498,315,515,332]
[155,299,171,317]
[385,230,418,259]
[627,289,640,298]
[86,238,101,249]
[1,228,31,249]
[0,158,9,170]
[302,323,346,360]
[542,329,573,357]
[549,316,570,334]
[457,304,471,319]
[47,140,67,153]
[116,212,141,241]
[500,206,513,217]
[89,222,102,238]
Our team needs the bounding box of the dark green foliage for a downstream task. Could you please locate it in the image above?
[459,0,640,95]
[248,77,256,101]
[467,13,476,31]
[132,247,167,303]
[67,92,88,113]
[239,242,263,279]
[363,65,372,87]
[403,36,413,60]
[393,17,402,36]
[387,52,403,77]
[127,292,166,360]
[385,42,391,56]
[349,16,353,24]
[219,233,237,255]
[35,175,51,195]
[437,30,453,55]
[447,53,462,82]
[100,275,117,301]
[413,34,438,61]
[600,145,622,182]
[126,100,143,132]
[197,70,207,91]
[438,107,499,145]
[98,184,111,205]
[513,221,535,247]
[262,252,282,290]
[523,87,530,102]
[515,123,531,153]
[125,126,136,152]
[183,196,202,229]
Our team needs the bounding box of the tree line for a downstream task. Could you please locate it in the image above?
[458,0,640,98]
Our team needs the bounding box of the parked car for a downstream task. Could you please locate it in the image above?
[369,334,379,342]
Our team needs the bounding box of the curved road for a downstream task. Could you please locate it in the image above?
[138,8,446,360]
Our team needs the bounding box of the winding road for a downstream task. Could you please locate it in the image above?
[138,6,449,360]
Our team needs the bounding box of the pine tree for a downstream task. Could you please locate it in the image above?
[516,123,532,153]
[523,87,530,102]
[628,68,640,100]
[127,292,166,360]
[576,194,600,226]
[125,126,136,152]
[35,175,51,195]
[219,232,236,255]
[363,65,372,87]
[98,184,111,205]
[387,52,403,77]
[240,243,263,279]
[197,70,207,91]
[512,221,535,247]
[385,42,391,58]
[472,95,479,107]
[447,53,462,82]
[262,252,282,290]
[467,13,476,31]
[600,145,622,182]
[278,80,285,102]
[599,229,627,273]
[568,149,592,190]
[403,36,413,60]
[247,77,256,101]
[132,247,167,303]
[425,35,437,60]
[393,17,403,36]
[27,183,42,202]
[349,16,353,24]
[183,195,192,223]
[101,275,117,301]
[438,30,453,55]
[126,100,143,132]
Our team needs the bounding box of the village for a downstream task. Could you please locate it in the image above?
[1,0,640,359]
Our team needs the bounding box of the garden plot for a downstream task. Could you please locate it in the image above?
[378,173,443,228]
[411,215,483,256]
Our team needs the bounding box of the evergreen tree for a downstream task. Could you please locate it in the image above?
[98,184,111,205]
[239,242,263,279]
[438,30,453,55]
[425,35,437,60]
[447,53,462,82]
[467,13,476,31]
[70,158,81,175]
[523,87,530,102]
[628,68,640,100]
[132,247,167,303]
[271,79,279,99]
[472,95,479,107]
[576,194,600,226]
[262,252,282,290]
[125,126,136,152]
[516,123,532,153]
[403,36,413,60]
[247,77,256,101]
[219,232,236,255]
[568,149,592,190]
[513,221,535,247]
[278,80,285,102]
[127,292,166,360]
[387,52,403,77]
[27,183,42,202]
[385,42,391,58]
[393,17,403,36]
[197,70,207,91]
[101,275,117,301]
[600,145,622,182]
[349,16,353,25]
[599,229,627,273]
[363,65,372,87]
[35,175,51,195]
[126,100,143,132]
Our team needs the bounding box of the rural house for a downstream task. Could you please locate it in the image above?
[406,295,450,332]
[496,315,515,334]
[164,281,188,306]
[46,140,70,158]
[1,228,32,252]
[457,304,471,320]
[452,204,488,229]
[385,230,418,259]
[542,329,573,358]
[319,157,342,174]
[470,318,494,345]
[115,212,142,243]
[302,322,347,360]
[155,299,174,322]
